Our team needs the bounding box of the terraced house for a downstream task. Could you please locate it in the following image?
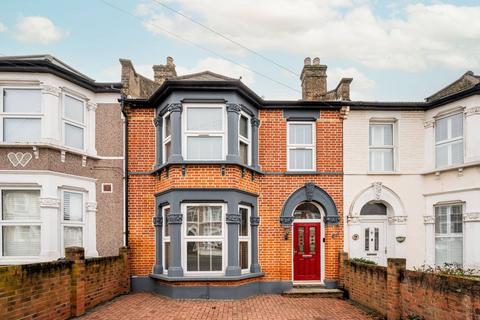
[123,57,350,298]
[0,55,124,264]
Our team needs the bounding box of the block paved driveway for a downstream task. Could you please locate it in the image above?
[81,293,376,320]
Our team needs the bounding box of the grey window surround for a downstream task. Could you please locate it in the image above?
[153,188,261,279]
[155,101,260,171]
[280,182,339,226]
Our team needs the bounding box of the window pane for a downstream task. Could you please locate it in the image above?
[240,141,248,165]
[3,89,41,113]
[64,192,83,222]
[436,237,463,266]
[451,141,463,166]
[370,149,393,171]
[186,136,222,160]
[3,118,41,142]
[450,113,463,139]
[187,107,223,131]
[164,141,171,162]
[64,226,82,248]
[2,190,40,220]
[65,123,84,149]
[289,124,312,145]
[187,241,222,272]
[240,115,249,138]
[298,227,304,254]
[435,144,448,168]
[435,206,448,234]
[239,207,248,236]
[374,228,379,251]
[370,124,392,146]
[309,226,316,253]
[294,202,321,219]
[240,241,248,270]
[360,202,387,216]
[164,114,171,138]
[451,205,463,234]
[364,228,369,251]
[2,226,41,256]
[186,206,222,237]
[164,242,170,270]
[64,95,84,123]
[435,117,448,142]
[163,207,170,237]
[289,149,313,170]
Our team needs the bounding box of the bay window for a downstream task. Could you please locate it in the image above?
[239,206,250,271]
[63,94,86,150]
[239,113,251,165]
[0,189,41,257]
[369,123,394,172]
[184,105,225,160]
[1,88,42,142]
[435,113,463,168]
[287,122,315,171]
[435,204,463,266]
[184,204,224,273]
[62,191,84,251]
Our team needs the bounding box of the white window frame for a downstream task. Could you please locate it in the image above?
[161,205,171,275]
[238,112,252,166]
[434,113,464,168]
[238,205,251,273]
[369,122,395,172]
[182,104,227,161]
[62,93,86,151]
[434,203,464,266]
[162,112,172,164]
[287,121,316,171]
[0,87,43,143]
[181,203,226,276]
[0,187,42,258]
[61,189,85,255]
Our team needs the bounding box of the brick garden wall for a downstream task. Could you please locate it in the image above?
[0,247,130,320]
[339,252,480,320]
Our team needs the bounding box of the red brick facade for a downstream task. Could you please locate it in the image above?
[126,105,344,283]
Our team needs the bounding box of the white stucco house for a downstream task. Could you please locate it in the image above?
[344,71,480,269]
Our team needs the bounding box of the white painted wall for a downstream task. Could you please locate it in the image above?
[344,96,480,268]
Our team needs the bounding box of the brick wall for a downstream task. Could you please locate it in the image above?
[0,247,130,320]
[339,252,480,320]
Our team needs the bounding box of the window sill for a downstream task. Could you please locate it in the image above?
[366,171,400,175]
[154,160,263,175]
[149,271,265,282]
[0,142,98,159]
[422,160,480,175]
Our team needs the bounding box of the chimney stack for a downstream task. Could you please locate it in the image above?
[153,56,177,85]
[300,57,327,101]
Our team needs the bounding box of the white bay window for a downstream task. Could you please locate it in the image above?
[184,204,224,273]
[63,94,86,150]
[183,105,225,160]
[1,88,42,142]
[435,204,463,266]
[287,122,315,171]
[369,123,394,172]
[435,113,463,168]
[0,189,41,257]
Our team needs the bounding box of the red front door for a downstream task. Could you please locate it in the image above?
[293,223,321,281]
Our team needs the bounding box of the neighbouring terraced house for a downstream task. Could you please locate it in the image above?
[0,55,124,264]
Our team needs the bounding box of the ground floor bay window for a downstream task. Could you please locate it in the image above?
[435,204,463,266]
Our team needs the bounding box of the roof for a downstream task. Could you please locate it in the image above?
[426,71,480,102]
[0,54,122,93]
[175,71,237,81]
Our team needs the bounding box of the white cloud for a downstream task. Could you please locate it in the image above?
[328,67,376,100]
[0,22,6,32]
[176,57,255,86]
[14,16,67,44]
[137,1,480,71]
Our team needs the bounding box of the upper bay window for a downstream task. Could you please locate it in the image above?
[1,88,42,142]
[287,122,315,171]
[183,104,225,161]
[0,189,41,257]
[63,94,86,150]
[369,123,394,172]
[435,113,463,168]
[239,113,251,165]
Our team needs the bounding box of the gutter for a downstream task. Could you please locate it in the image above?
[120,97,129,247]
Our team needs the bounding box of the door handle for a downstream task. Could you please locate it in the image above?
[302,254,312,258]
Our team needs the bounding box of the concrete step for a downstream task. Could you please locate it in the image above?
[293,283,327,289]
[282,287,344,298]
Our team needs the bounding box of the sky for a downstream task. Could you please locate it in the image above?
[1,0,480,101]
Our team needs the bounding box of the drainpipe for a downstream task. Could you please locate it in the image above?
[120,97,129,247]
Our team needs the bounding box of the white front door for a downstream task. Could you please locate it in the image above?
[362,221,387,265]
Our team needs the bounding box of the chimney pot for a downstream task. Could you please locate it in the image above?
[166,56,174,66]
[313,57,320,65]
[304,57,311,66]
[153,56,177,85]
